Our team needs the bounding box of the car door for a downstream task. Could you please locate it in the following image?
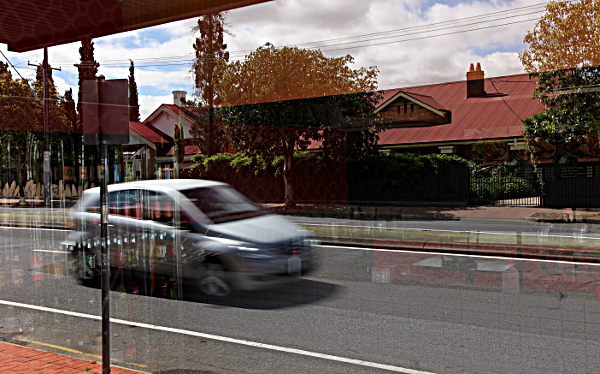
[107,189,143,291]
[138,188,181,298]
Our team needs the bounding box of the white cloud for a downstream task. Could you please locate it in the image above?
[2,0,544,116]
[224,0,540,90]
[140,94,173,120]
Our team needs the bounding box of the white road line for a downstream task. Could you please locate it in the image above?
[0,299,436,374]
[0,226,71,232]
[299,222,600,241]
[33,249,69,254]
[320,244,600,267]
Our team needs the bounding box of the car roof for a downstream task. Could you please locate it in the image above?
[108,179,227,191]
[80,179,228,197]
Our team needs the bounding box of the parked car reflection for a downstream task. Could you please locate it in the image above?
[64,179,318,297]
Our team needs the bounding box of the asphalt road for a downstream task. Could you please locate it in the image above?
[285,215,600,238]
[1,227,600,374]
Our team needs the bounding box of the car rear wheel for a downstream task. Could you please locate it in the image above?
[199,263,230,297]
[76,250,99,286]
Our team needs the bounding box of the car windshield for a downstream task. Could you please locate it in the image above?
[181,185,265,223]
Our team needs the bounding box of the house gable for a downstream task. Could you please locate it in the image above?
[144,104,198,140]
[375,91,451,126]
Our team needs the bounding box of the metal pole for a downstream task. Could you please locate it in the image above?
[43,47,51,207]
[100,142,110,374]
[98,76,111,374]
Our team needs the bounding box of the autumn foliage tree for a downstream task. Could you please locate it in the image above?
[215,43,380,207]
[520,0,600,147]
[520,0,600,73]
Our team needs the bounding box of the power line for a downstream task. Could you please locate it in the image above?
[317,12,541,50]
[489,78,526,121]
[46,1,552,69]
[289,3,548,49]
[217,1,555,56]
[0,49,25,80]
[321,17,539,53]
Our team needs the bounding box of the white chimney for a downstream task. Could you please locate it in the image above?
[172,90,187,105]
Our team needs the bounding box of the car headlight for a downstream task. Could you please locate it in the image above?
[236,245,260,252]
[233,245,272,259]
[303,238,320,247]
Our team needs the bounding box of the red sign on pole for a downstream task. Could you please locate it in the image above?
[82,78,130,145]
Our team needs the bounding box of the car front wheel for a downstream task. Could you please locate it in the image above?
[198,263,230,297]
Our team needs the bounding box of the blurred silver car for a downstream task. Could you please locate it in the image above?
[65,179,318,297]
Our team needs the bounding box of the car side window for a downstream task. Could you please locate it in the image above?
[142,190,174,225]
[108,190,142,218]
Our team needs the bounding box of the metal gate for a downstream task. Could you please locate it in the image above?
[469,164,541,206]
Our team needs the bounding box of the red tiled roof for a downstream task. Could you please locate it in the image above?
[166,144,200,156]
[376,73,542,146]
[130,121,169,144]
[142,104,203,125]
[402,91,448,111]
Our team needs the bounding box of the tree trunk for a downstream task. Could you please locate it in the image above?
[283,144,295,209]
[208,106,217,156]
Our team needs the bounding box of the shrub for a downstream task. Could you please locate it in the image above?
[470,174,534,203]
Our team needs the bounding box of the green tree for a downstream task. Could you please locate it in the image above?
[0,68,41,203]
[128,60,140,122]
[33,64,71,198]
[190,12,230,156]
[216,43,380,207]
[33,64,70,134]
[74,39,100,126]
[58,88,79,186]
[62,88,77,130]
[0,62,9,76]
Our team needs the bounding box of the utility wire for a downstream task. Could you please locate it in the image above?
[321,17,539,53]
[489,78,526,121]
[289,4,548,48]
[48,1,552,69]
[92,13,536,68]
[0,50,25,80]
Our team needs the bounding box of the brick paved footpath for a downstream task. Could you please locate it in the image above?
[0,341,148,374]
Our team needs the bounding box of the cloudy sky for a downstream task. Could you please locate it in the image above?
[0,0,548,120]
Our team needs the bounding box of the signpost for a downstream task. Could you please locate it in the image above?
[82,76,129,374]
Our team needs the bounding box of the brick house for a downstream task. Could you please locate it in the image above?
[375,63,544,165]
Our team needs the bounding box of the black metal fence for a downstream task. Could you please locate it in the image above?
[539,163,600,208]
[469,162,600,208]
[469,164,541,206]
